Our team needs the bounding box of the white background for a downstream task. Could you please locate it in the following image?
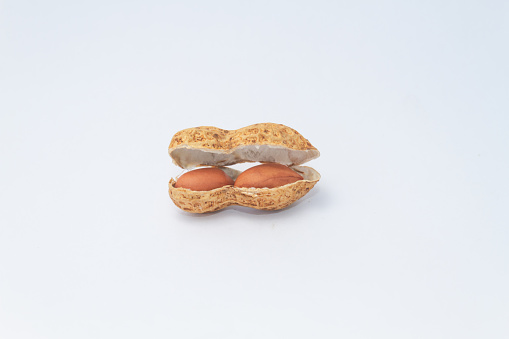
[1,1,508,338]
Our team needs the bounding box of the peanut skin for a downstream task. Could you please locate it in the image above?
[175,167,234,191]
[234,163,303,189]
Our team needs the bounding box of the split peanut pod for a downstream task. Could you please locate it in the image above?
[168,123,320,213]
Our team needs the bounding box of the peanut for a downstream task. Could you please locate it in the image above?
[175,167,234,191]
[234,163,303,189]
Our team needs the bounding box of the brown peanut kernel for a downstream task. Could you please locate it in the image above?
[234,164,303,189]
[175,168,234,191]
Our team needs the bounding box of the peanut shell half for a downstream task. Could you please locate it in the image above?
[169,123,319,169]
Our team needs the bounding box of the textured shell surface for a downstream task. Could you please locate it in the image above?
[169,123,319,169]
[168,166,320,213]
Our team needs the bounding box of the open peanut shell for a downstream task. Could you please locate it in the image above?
[168,123,320,213]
